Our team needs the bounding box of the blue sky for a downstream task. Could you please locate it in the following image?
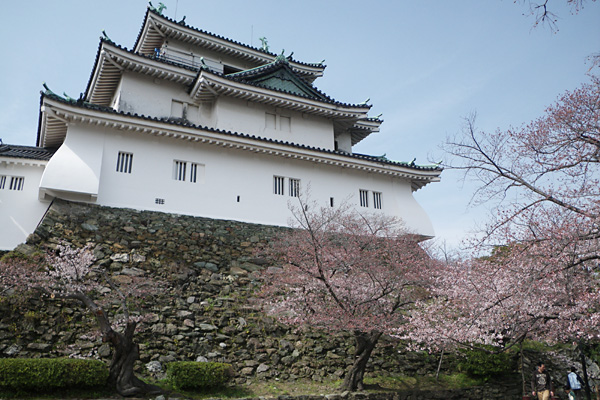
[1,0,598,248]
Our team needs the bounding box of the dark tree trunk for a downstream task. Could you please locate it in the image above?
[68,293,163,397]
[105,321,162,397]
[340,330,382,392]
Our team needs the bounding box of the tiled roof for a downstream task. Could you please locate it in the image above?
[41,93,440,173]
[134,8,325,69]
[84,38,200,101]
[225,59,331,103]
[0,144,56,161]
[195,59,369,110]
[84,40,368,113]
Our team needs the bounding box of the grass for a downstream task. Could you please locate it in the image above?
[0,373,487,399]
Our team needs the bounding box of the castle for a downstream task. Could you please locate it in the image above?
[0,6,441,251]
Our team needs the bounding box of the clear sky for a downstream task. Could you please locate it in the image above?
[1,0,598,248]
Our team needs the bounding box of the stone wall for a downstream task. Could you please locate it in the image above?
[0,199,534,399]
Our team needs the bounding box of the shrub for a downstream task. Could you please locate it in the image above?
[0,358,108,391]
[166,361,232,390]
[458,348,516,378]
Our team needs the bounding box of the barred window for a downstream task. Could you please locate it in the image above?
[9,176,24,191]
[273,176,285,195]
[116,152,133,173]
[359,189,369,207]
[289,178,300,197]
[190,163,198,183]
[373,192,382,209]
[173,160,187,181]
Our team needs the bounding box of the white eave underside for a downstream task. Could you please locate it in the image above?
[87,45,197,106]
[0,157,47,167]
[39,99,440,191]
[135,13,324,82]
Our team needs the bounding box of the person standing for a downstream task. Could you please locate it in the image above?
[532,362,554,400]
[568,366,585,400]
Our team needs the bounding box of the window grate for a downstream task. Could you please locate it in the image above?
[116,152,133,173]
[273,176,285,195]
[190,163,198,183]
[0,175,5,190]
[9,176,24,191]
[359,189,369,207]
[289,178,300,197]
[373,192,382,209]
[174,160,187,181]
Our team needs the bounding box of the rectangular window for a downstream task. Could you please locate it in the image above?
[171,100,184,118]
[0,175,5,190]
[373,191,382,209]
[9,176,24,191]
[359,189,369,207]
[289,178,300,197]
[190,163,198,183]
[116,152,133,173]
[280,116,291,132]
[273,176,285,195]
[173,160,187,181]
[265,112,276,129]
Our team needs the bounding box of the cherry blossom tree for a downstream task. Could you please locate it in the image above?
[405,73,599,391]
[447,73,599,264]
[407,242,600,351]
[0,242,164,397]
[257,200,436,391]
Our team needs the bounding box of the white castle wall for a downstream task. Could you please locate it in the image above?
[43,124,434,236]
[115,74,337,150]
[0,161,51,250]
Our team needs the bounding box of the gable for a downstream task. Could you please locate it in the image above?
[228,61,328,102]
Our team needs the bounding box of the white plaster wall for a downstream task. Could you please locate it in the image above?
[89,127,434,236]
[215,97,335,149]
[115,74,337,150]
[0,161,50,250]
[117,72,190,119]
[39,124,105,201]
[335,132,352,152]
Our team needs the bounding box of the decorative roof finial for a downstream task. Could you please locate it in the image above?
[410,158,416,167]
[199,57,208,69]
[318,59,325,65]
[286,51,294,60]
[178,16,186,25]
[63,92,76,103]
[275,49,288,63]
[42,82,56,96]
[259,37,269,52]
[149,1,167,15]
[101,30,113,43]
[358,98,370,105]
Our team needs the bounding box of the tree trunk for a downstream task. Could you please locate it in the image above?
[105,321,163,397]
[340,330,382,392]
[67,293,163,397]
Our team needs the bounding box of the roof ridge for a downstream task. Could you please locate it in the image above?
[138,7,326,69]
[213,60,370,109]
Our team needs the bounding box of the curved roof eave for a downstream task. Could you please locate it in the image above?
[85,40,198,106]
[133,9,325,82]
[38,94,442,189]
[190,71,371,119]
